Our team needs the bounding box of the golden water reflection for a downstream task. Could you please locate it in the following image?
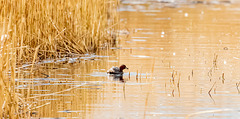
[19,1,240,118]
[118,2,240,118]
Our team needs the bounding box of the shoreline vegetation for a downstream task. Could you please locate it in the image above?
[0,0,119,118]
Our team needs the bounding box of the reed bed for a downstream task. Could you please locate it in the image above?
[0,20,18,118]
[0,0,119,117]
[0,0,119,62]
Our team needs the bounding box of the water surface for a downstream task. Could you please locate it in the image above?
[18,1,240,118]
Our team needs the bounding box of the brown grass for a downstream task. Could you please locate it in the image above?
[0,0,119,117]
[0,0,119,62]
[0,18,18,118]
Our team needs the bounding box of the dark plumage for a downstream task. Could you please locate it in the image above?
[107,64,128,75]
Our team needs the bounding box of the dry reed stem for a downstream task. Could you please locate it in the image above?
[208,81,216,103]
[30,45,40,72]
[136,70,138,82]
[208,81,216,95]
[236,82,240,93]
[129,71,130,80]
[222,73,225,84]
[143,92,150,119]
[177,73,181,97]
[172,89,175,97]
[0,12,21,118]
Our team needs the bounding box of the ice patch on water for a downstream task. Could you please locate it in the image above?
[155,17,171,20]
[89,72,108,77]
[132,37,149,39]
[132,39,146,42]
[141,32,154,35]
[131,55,150,58]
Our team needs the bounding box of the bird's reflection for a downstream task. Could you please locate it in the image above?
[108,74,126,83]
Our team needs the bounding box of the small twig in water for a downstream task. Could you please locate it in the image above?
[208,67,213,78]
[171,70,175,84]
[222,73,225,84]
[177,73,181,97]
[208,81,216,103]
[213,53,218,69]
[236,82,240,94]
[208,54,218,79]
[177,73,180,88]
[136,70,138,82]
[208,82,216,94]
[143,92,150,119]
[192,69,193,77]
[41,73,49,78]
[129,71,130,80]
[172,89,174,97]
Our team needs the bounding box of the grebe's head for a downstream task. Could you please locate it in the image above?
[119,64,128,71]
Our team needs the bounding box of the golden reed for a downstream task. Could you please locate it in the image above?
[0,0,118,117]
